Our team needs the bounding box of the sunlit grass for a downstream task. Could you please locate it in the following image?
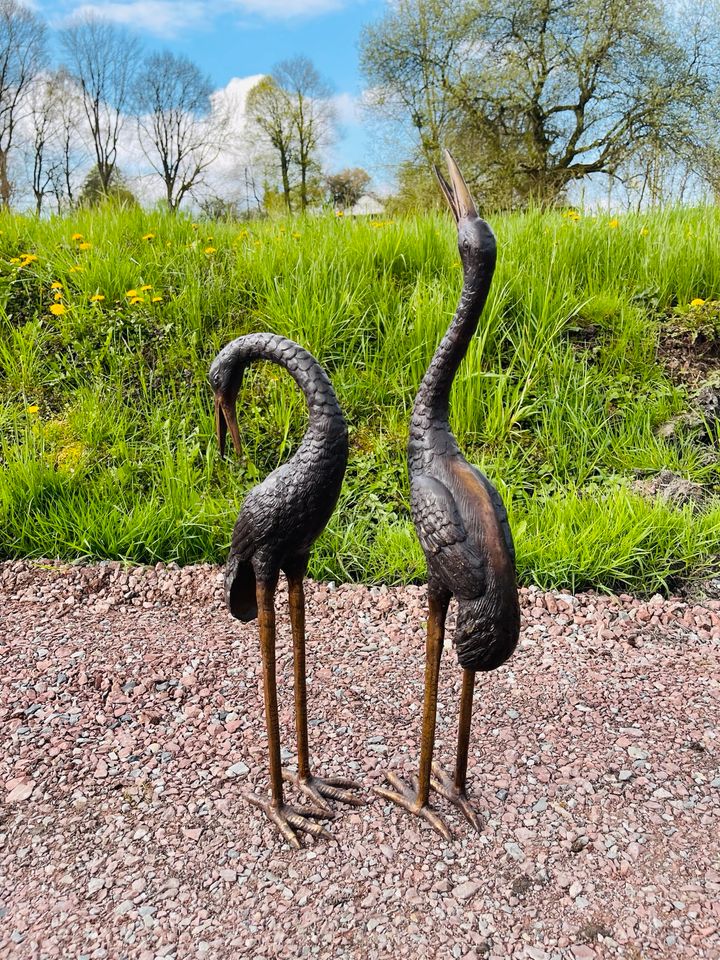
[0,203,718,593]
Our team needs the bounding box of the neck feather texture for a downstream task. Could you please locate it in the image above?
[410,261,494,436]
[220,333,346,440]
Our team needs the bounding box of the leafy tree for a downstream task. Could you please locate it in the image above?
[78,164,137,208]
[361,0,720,205]
[326,167,371,208]
[247,76,296,212]
[247,56,336,213]
[361,0,468,169]
[273,57,335,212]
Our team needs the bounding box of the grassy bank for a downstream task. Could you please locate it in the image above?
[1,205,718,593]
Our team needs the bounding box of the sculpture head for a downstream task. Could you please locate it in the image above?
[208,347,245,459]
[434,150,495,276]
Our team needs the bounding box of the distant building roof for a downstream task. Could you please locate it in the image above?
[347,195,385,216]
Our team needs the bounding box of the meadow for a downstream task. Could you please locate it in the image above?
[0,205,718,594]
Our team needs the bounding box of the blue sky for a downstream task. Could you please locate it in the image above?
[37,0,389,181]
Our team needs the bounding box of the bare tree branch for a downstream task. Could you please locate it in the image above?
[0,0,46,207]
[61,14,140,196]
[133,50,223,212]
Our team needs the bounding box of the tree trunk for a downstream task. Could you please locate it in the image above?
[0,149,11,209]
[280,148,292,213]
[99,160,113,195]
[300,161,307,212]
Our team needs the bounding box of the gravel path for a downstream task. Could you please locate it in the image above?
[1,559,719,960]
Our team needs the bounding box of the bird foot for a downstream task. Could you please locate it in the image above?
[282,769,365,815]
[374,770,452,841]
[430,761,483,834]
[244,791,334,849]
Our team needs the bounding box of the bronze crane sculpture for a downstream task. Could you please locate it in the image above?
[210,333,364,848]
[376,153,520,840]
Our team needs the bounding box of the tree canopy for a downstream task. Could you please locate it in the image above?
[361,0,720,206]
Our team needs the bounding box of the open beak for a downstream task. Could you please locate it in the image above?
[214,393,242,459]
[434,149,478,222]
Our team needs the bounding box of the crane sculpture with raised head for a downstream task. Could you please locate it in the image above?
[210,333,364,848]
[376,153,521,840]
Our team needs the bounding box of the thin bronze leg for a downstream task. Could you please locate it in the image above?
[243,578,333,848]
[282,574,364,812]
[258,579,283,806]
[289,574,310,780]
[431,668,483,833]
[374,591,452,841]
[455,668,475,791]
[416,593,446,804]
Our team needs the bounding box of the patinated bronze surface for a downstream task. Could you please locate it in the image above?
[210,333,364,848]
[375,153,521,840]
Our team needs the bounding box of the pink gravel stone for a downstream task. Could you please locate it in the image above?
[6,781,33,802]
[0,559,718,960]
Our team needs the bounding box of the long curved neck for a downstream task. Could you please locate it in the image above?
[410,260,494,436]
[224,333,346,441]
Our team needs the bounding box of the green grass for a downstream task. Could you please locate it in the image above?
[1,205,718,594]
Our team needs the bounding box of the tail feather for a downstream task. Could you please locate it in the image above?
[454,595,519,672]
[225,558,257,622]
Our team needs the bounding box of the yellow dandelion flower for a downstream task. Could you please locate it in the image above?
[140,284,152,291]
[142,233,155,241]
[151,295,163,302]
[690,298,705,306]
[640,227,649,236]
[336,210,344,217]
[54,290,63,301]
[608,218,619,229]
[77,241,92,250]
[69,265,84,273]
[90,294,105,302]
[191,223,198,229]
[292,232,301,239]
[204,246,216,254]
[27,404,39,414]
[130,296,144,304]
[9,257,19,263]
[125,289,138,298]
[49,304,67,316]
[71,232,83,241]
[21,253,38,263]
[51,281,63,290]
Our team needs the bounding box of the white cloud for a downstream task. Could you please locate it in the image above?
[229,0,344,17]
[64,2,208,36]
[332,92,359,126]
[60,0,351,35]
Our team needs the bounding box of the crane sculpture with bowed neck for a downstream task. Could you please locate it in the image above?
[375,153,521,840]
[210,333,364,848]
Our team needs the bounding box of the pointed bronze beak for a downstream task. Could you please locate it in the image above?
[434,149,478,222]
[214,393,242,459]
